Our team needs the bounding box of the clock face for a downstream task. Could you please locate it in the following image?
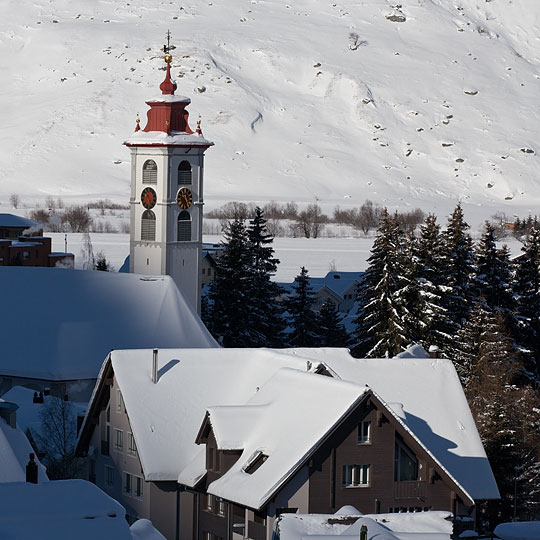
[141,187,157,210]
[177,188,193,210]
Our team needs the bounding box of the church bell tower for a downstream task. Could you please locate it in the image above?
[124,36,213,314]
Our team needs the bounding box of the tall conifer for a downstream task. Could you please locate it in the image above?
[285,267,320,347]
[246,207,285,347]
[318,299,349,347]
[352,210,411,357]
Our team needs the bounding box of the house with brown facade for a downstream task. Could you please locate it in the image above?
[76,346,498,540]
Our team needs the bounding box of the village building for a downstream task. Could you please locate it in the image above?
[0,267,217,401]
[76,346,499,540]
[0,213,74,268]
[279,272,363,313]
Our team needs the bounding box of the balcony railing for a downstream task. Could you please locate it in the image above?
[394,480,426,499]
[101,440,110,456]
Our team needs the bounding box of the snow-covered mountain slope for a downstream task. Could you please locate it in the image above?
[1,0,539,223]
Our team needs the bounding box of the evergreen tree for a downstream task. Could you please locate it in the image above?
[207,219,252,347]
[411,214,447,350]
[285,267,320,347]
[352,210,411,358]
[514,222,540,377]
[245,207,285,347]
[439,204,475,338]
[475,222,514,314]
[464,311,540,523]
[317,299,349,347]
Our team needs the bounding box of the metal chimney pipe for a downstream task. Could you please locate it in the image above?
[152,349,158,384]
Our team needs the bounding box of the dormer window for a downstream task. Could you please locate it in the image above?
[243,451,268,474]
[142,160,157,184]
[178,161,192,185]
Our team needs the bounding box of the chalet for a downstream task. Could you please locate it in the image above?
[0,267,217,401]
[76,346,499,540]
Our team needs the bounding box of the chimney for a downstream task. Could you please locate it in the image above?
[26,453,38,484]
[428,345,439,359]
[152,349,158,384]
[0,401,18,428]
[360,525,368,540]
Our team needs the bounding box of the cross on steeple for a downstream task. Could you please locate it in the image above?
[162,30,176,55]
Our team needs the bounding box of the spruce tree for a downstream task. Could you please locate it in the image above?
[318,299,349,347]
[514,222,540,377]
[464,311,540,523]
[439,204,475,338]
[352,209,411,358]
[245,207,285,347]
[207,219,252,347]
[475,222,514,315]
[411,214,447,350]
[285,267,320,347]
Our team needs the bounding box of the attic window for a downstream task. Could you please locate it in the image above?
[243,451,268,474]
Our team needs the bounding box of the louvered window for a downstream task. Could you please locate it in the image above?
[177,211,191,241]
[141,210,156,241]
[178,160,192,185]
[142,160,157,184]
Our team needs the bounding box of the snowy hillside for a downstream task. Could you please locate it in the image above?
[1,0,540,223]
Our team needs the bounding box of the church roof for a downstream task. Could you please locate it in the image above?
[0,267,217,382]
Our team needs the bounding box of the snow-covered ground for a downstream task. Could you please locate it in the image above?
[1,0,540,226]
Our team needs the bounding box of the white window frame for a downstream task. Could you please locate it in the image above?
[134,475,143,499]
[357,421,371,444]
[116,389,123,413]
[114,429,123,452]
[343,464,370,487]
[124,472,132,494]
[105,465,114,487]
[128,432,137,455]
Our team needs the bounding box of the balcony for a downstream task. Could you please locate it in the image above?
[101,440,110,456]
[394,481,426,499]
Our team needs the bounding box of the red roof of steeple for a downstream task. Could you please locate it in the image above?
[141,54,193,135]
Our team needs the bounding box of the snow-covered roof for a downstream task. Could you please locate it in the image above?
[206,369,368,509]
[0,213,38,228]
[494,521,540,540]
[298,348,499,501]
[108,348,324,482]
[279,271,363,298]
[90,346,497,504]
[0,479,132,540]
[146,94,191,103]
[0,267,217,382]
[124,130,213,146]
[0,411,47,483]
[277,508,453,540]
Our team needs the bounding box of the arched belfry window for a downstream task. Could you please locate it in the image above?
[178,161,192,186]
[177,211,191,242]
[141,210,156,241]
[142,160,157,184]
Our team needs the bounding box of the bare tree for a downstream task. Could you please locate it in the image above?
[297,203,327,238]
[80,231,95,270]
[36,397,84,479]
[9,193,20,209]
[63,205,92,232]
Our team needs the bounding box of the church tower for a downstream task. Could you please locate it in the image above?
[124,42,213,314]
